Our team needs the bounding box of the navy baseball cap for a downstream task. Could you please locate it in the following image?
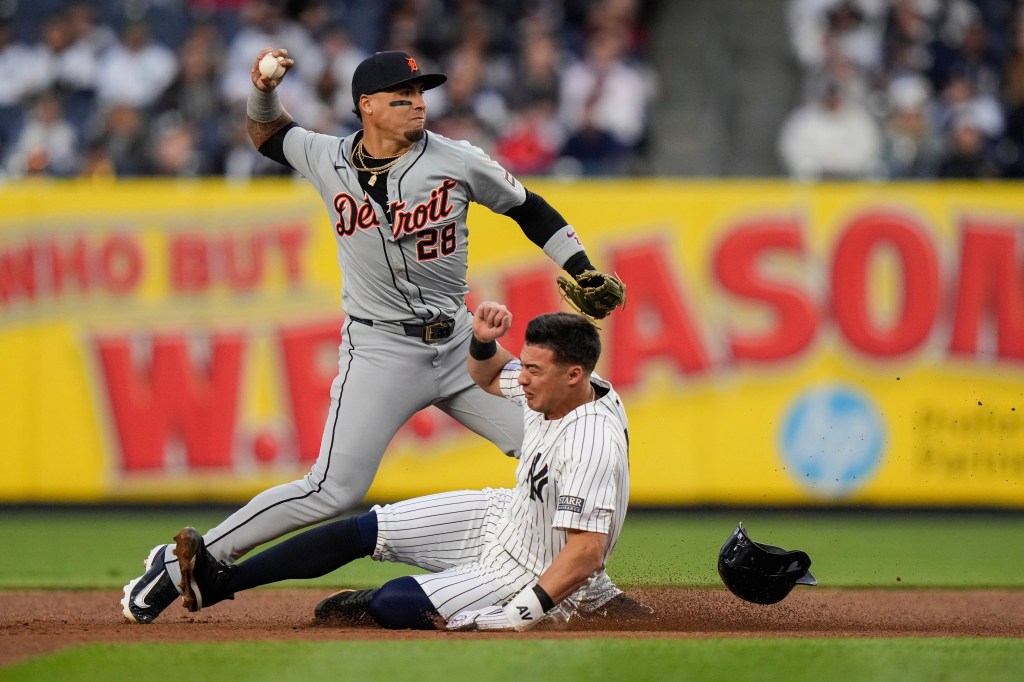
[351,51,447,108]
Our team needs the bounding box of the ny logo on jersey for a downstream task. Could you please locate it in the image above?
[528,453,549,502]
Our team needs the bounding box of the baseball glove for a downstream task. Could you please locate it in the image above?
[556,270,626,320]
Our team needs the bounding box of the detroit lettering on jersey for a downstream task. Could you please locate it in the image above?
[333,178,459,239]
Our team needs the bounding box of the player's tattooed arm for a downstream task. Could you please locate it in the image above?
[247,48,296,149]
[247,114,295,150]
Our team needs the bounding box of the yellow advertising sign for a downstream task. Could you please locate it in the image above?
[2,180,1022,507]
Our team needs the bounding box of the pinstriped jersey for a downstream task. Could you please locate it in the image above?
[487,361,630,577]
[282,127,527,324]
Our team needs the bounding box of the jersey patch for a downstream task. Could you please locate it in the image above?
[557,495,585,513]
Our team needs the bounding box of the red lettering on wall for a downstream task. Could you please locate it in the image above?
[0,243,38,305]
[608,241,711,388]
[714,218,816,361]
[0,232,144,307]
[277,224,306,284]
[500,267,562,356]
[222,232,265,291]
[832,212,939,356]
[101,233,144,294]
[279,319,343,463]
[97,334,244,471]
[49,235,90,296]
[168,225,308,294]
[170,233,210,293]
[950,221,1024,359]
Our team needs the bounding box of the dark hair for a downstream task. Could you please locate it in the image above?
[524,312,601,373]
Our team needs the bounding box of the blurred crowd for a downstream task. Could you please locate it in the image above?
[780,0,1024,180]
[0,0,657,181]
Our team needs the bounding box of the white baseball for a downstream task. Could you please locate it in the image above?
[259,53,286,80]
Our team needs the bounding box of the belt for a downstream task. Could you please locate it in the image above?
[348,314,456,344]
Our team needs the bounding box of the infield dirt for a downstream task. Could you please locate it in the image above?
[2,588,1022,667]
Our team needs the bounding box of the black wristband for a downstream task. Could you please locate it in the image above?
[532,584,555,613]
[469,336,497,360]
[563,251,596,279]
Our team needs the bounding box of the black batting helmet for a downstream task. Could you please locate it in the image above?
[717,523,816,604]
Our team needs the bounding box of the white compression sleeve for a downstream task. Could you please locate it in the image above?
[246,84,284,123]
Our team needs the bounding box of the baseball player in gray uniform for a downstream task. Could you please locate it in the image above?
[170,303,634,631]
[122,48,633,624]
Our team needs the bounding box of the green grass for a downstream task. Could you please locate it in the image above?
[2,639,1023,682]
[1,508,1021,589]
[2,509,1022,677]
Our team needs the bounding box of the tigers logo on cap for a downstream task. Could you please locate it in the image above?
[350,51,447,109]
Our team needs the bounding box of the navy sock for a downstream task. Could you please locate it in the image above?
[227,512,378,593]
[369,575,441,630]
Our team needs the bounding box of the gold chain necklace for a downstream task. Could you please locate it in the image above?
[352,139,408,186]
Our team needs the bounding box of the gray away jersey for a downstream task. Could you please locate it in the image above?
[283,127,532,323]
[488,361,630,577]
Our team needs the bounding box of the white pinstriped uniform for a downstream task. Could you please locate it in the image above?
[372,361,629,620]
[185,127,587,569]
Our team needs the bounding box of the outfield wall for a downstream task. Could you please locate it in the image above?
[2,179,1022,507]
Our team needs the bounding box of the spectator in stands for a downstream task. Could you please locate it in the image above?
[80,138,116,179]
[157,23,226,168]
[787,0,886,73]
[881,0,938,77]
[320,24,367,130]
[5,91,78,177]
[150,113,204,176]
[559,26,653,175]
[65,2,117,56]
[937,112,1001,178]
[928,3,1004,97]
[59,3,116,138]
[87,104,151,176]
[431,45,508,149]
[95,22,178,110]
[220,0,323,132]
[414,0,502,64]
[815,48,873,109]
[507,32,562,111]
[1,0,658,179]
[822,0,885,75]
[34,12,98,96]
[220,114,291,180]
[778,77,882,179]
[494,94,563,176]
[1000,18,1024,177]
[880,73,944,178]
[934,66,1004,141]
[0,21,36,165]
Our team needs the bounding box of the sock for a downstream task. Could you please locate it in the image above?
[563,251,596,278]
[369,575,441,630]
[161,545,183,592]
[226,512,377,593]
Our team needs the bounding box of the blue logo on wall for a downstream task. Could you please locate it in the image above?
[780,385,885,498]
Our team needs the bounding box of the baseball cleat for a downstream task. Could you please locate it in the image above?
[121,544,179,624]
[587,592,655,619]
[313,588,378,623]
[173,526,235,612]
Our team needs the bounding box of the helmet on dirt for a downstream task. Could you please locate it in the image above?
[717,522,816,604]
